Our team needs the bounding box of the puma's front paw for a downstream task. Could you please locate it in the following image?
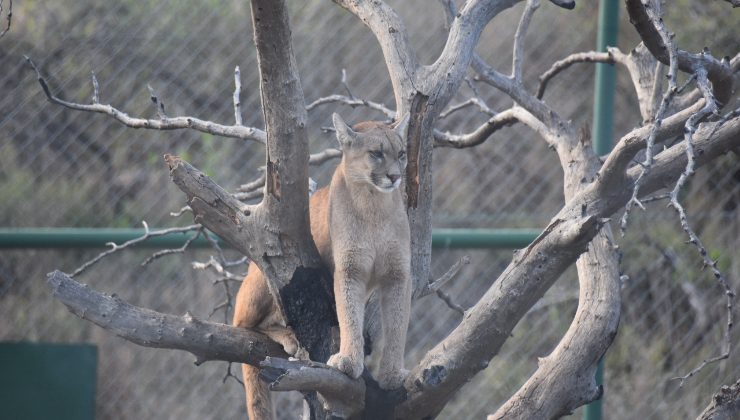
[327,353,363,379]
[378,368,409,390]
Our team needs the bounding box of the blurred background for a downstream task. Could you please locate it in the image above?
[0,0,738,418]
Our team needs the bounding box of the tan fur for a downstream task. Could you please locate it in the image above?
[232,114,411,418]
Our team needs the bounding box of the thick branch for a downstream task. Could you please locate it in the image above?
[47,270,286,365]
[491,228,620,419]
[597,99,705,191]
[166,155,260,260]
[260,357,365,418]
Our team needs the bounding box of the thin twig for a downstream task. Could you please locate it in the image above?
[305,94,395,119]
[70,222,201,277]
[439,98,495,119]
[192,255,245,283]
[234,171,266,198]
[209,299,231,320]
[417,255,470,298]
[233,66,243,126]
[640,192,670,204]
[223,362,245,388]
[170,205,192,217]
[91,71,100,104]
[436,289,465,316]
[147,84,167,119]
[142,228,203,266]
[620,4,679,235]
[309,148,342,165]
[340,68,355,99]
[416,256,470,315]
[669,69,733,386]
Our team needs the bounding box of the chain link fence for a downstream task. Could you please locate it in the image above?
[1,0,738,418]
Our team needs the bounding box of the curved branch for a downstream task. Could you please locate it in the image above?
[433,108,518,148]
[491,228,620,419]
[511,0,540,82]
[537,51,614,99]
[25,57,267,144]
[47,270,287,365]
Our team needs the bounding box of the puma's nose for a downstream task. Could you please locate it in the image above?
[388,174,401,183]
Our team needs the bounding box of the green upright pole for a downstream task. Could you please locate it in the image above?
[592,0,619,156]
[584,1,619,419]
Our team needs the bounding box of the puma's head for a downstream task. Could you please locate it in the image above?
[332,113,409,193]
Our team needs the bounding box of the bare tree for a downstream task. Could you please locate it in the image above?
[31,0,739,418]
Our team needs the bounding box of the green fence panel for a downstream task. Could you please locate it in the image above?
[0,343,97,420]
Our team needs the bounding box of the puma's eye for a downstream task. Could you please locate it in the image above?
[369,150,383,160]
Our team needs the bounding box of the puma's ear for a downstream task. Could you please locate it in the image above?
[333,113,357,149]
[393,113,410,138]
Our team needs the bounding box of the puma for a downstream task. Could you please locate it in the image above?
[232,113,412,419]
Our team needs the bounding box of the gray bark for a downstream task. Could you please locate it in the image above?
[47,270,287,365]
[696,379,740,420]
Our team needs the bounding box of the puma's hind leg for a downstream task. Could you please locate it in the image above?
[232,265,276,420]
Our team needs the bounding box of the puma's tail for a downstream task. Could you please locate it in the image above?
[242,363,273,420]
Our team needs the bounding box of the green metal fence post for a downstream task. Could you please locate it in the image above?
[584,0,619,419]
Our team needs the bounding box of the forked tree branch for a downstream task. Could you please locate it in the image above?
[25,57,268,144]
[399,111,740,419]
[624,0,734,105]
